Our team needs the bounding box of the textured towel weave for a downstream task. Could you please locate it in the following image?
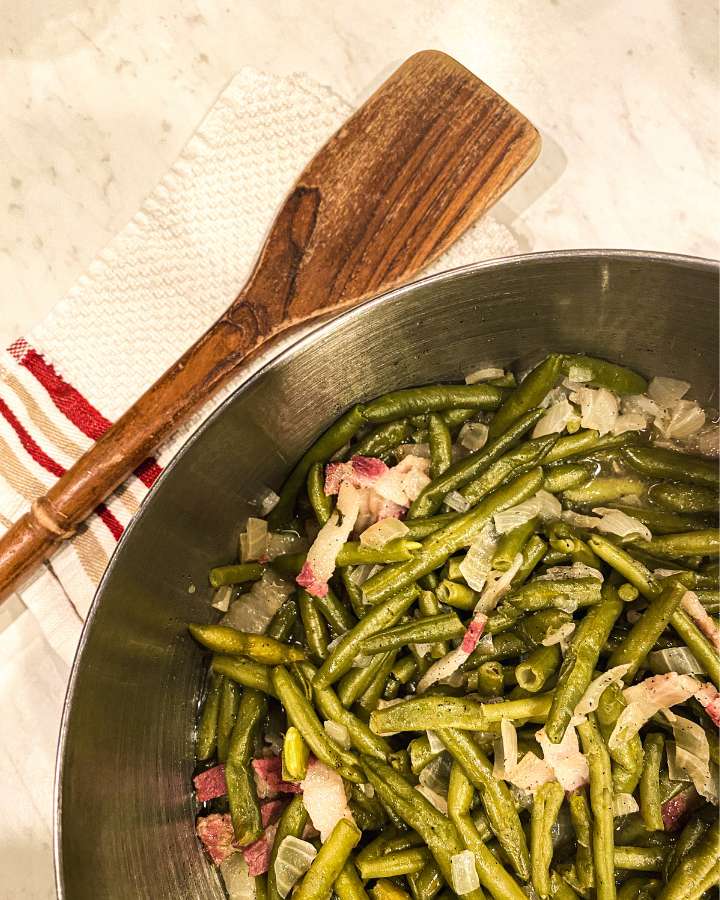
[0,68,518,664]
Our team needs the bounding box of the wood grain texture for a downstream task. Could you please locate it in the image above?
[0,50,539,600]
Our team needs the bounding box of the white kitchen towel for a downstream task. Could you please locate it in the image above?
[0,67,518,666]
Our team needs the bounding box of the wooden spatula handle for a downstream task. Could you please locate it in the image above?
[0,51,539,600]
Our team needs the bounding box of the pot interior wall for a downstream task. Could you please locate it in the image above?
[57,253,718,898]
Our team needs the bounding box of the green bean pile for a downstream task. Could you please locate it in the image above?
[190,353,720,900]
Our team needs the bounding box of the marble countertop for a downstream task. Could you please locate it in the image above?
[0,1,718,897]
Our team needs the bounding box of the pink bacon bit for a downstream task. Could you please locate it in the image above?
[661,786,702,832]
[242,823,279,876]
[260,798,287,828]
[196,813,236,865]
[461,615,488,653]
[682,591,720,652]
[324,456,388,495]
[696,683,720,727]
[296,561,329,598]
[193,764,227,802]
[252,756,303,799]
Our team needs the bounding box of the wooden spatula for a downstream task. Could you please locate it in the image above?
[0,50,539,601]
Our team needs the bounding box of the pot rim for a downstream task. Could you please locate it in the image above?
[53,247,718,897]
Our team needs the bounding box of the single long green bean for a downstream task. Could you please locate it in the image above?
[298,590,329,665]
[531,780,565,898]
[313,586,357,635]
[428,413,452,478]
[577,716,616,900]
[595,680,644,794]
[351,419,413,459]
[507,576,603,613]
[648,481,719,514]
[664,815,711,882]
[338,652,394,707]
[488,354,563,440]
[363,468,544,605]
[633,529,719,560]
[272,666,363,781]
[370,695,491,734]
[587,534,661,599]
[543,463,594,494]
[614,845,667,871]
[196,672,222,760]
[209,562,264,588]
[561,354,647,394]
[269,403,367,528]
[639,733,665,832]
[607,577,686,680]
[622,446,719,488]
[404,513,461,540]
[211,655,277,696]
[360,613,464,655]
[492,517,538,571]
[314,585,418,688]
[189,624,306,664]
[225,687,267,845]
[307,461,333,525]
[408,408,544,518]
[216,677,240,762]
[512,534,549,586]
[407,861,444,900]
[294,818,362,900]
[267,795,309,900]
[363,385,503,423]
[563,475,647,506]
[354,651,398,722]
[267,598,299,642]
[334,858,370,900]
[418,590,448,659]
[669,608,720,687]
[568,789,593,891]
[446,761,527,900]
[358,848,432,880]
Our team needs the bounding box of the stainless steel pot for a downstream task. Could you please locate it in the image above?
[55,250,718,898]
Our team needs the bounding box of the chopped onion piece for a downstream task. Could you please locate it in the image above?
[533,399,575,438]
[668,711,718,803]
[419,752,452,795]
[395,442,431,460]
[574,665,631,716]
[459,422,489,451]
[505,751,554,793]
[567,365,593,383]
[541,622,576,651]
[266,531,308,560]
[242,518,269,562]
[373,455,431,507]
[612,413,648,435]
[501,718,518,774]
[416,783,448,814]
[359,782,375,798]
[622,393,663,419]
[658,400,706,440]
[323,720,351,750]
[222,571,293,633]
[542,385,570,408]
[451,850,480,895]
[613,793,639,817]
[459,523,498,591]
[562,509,602,530]
[251,486,281,517]
[539,562,604,582]
[445,490,471,513]
[297,482,360,597]
[648,377,690,406]
[465,367,504,384]
[592,507,652,542]
[212,585,233,612]
[647,646,704,676]
[426,730,444,754]
[569,386,619,436]
[536,724,589,792]
[360,517,409,548]
[221,853,257,900]
[609,673,702,751]
[301,759,354,841]
[681,591,720,652]
[666,741,691,782]
[349,563,382,586]
[494,491,561,534]
[474,557,523,614]
[273,836,317,899]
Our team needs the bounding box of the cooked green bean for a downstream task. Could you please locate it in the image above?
[404,513,461,540]
[370,695,489,734]
[418,590,448,658]
[298,590,329,664]
[588,534,661,599]
[531,780,565,897]
[516,609,574,647]
[408,408,543,518]
[515,644,561,693]
[659,822,720,900]
[354,651,398,721]
[189,624,306,664]
[358,847,432,879]
[211,654,277,696]
[561,354,647,394]
[648,481,719,514]
[266,795,309,900]
[351,418,413,459]
[616,879,660,900]
[307,460,333,525]
[471,660,506,697]
[543,463,595,494]
[508,574,604,613]
[633,529,719,560]
[607,577,686,680]
[363,468,544,605]
[281,725,309,780]
[669,608,720,686]
[435,579,476,610]
[269,403,367,528]
[493,517,538,571]
[622,445,719,488]
[639,733,664,832]
[360,612,464,655]
[614,845,667,871]
[488,353,563,440]
[364,385,503,423]
[595,680,644,794]
[196,672,222,761]
[339,652,395,707]
[663,815,710,882]
[407,861,444,900]
[371,881,413,900]
[294,818,362,900]
[439,728,530,881]
[427,413,452,478]
[216,677,240,763]
[266,598,299,641]
[605,502,715,535]
[209,562,264,588]
[315,586,418,688]
[577,716,615,900]
[563,475,647,506]
[460,436,556,506]
[272,666,363,782]
[334,859,370,900]
[568,789,593,891]
[225,688,266,845]
[512,534,549,586]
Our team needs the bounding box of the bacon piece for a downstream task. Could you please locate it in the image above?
[196,813,236,865]
[252,756,302,799]
[260,798,287,827]
[193,764,227,802]
[661,786,702,832]
[296,561,329,598]
[682,591,720,652]
[324,456,389,495]
[242,823,278,876]
[461,615,488,653]
[296,482,360,597]
[696,683,720,727]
